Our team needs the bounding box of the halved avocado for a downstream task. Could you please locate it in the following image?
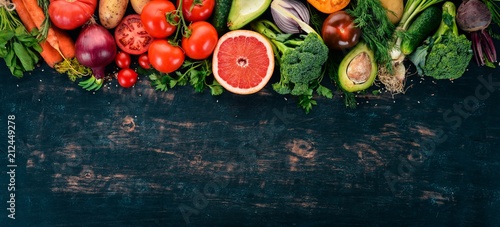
[227,0,272,30]
[338,42,377,92]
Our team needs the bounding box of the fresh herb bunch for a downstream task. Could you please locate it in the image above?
[347,0,395,71]
[145,59,223,95]
[0,4,42,78]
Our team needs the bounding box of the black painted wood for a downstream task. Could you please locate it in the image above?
[1,58,499,226]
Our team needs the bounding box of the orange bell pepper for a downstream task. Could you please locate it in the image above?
[307,0,350,14]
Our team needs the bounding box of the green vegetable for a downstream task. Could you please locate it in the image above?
[408,1,473,79]
[337,42,377,92]
[400,6,441,55]
[145,59,223,95]
[390,0,446,60]
[251,19,330,113]
[0,6,42,78]
[348,0,395,71]
[227,0,271,30]
[211,0,233,35]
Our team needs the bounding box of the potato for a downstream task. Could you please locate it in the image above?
[131,0,151,14]
[380,0,404,25]
[99,0,129,29]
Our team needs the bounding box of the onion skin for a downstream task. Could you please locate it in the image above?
[75,23,117,79]
[271,0,310,34]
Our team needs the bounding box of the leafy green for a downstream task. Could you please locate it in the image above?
[144,59,223,95]
[0,7,41,78]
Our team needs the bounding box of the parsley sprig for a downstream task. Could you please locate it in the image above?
[143,59,223,95]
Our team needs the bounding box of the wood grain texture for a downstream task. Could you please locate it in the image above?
[0,59,499,226]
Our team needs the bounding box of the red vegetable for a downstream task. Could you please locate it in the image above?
[115,51,131,69]
[148,39,185,73]
[178,0,215,22]
[140,0,177,39]
[457,0,497,66]
[114,14,153,55]
[75,22,117,79]
[138,53,151,69]
[117,68,138,88]
[49,0,97,30]
[321,11,361,50]
[181,21,218,60]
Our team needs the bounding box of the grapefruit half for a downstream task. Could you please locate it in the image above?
[212,30,275,95]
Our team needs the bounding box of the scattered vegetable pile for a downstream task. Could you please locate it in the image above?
[1,0,499,113]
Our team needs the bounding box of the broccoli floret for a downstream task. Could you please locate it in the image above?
[252,20,329,96]
[424,35,472,79]
[408,1,473,80]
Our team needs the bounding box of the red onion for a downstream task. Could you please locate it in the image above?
[271,0,311,34]
[75,22,117,79]
[457,0,497,66]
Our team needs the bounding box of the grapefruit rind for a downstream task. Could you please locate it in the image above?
[212,30,275,95]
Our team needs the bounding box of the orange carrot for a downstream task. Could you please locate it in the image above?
[11,0,36,30]
[52,27,76,59]
[39,41,64,67]
[12,0,63,67]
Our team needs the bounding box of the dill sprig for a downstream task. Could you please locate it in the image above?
[347,0,395,71]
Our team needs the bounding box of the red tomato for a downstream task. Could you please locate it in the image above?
[115,52,131,69]
[140,0,178,38]
[178,0,215,22]
[321,11,362,50]
[181,21,218,60]
[117,68,138,88]
[49,0,97,30]
[138,53,151,69]
[148,39,185,73]
[115,14,153,55]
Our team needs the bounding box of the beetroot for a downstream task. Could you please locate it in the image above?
[457,0,497,66]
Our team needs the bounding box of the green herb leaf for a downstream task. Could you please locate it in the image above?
[13,42,35,71]
[316,85,333,99]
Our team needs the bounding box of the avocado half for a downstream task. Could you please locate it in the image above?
[227,0,272,30]
[338,42,377,92]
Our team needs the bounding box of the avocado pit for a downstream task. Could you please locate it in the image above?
[346,52,372,84]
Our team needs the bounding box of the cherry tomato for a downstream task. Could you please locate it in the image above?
[181,21,218,60]
[115,52,131,69]
[321,11,361,50]
[49,0,97,30]
[140,0,177,38]
[115,14,153,55]
[138,53,151,69]
[117,68,138,88]
[178,0,215,22]
[148,39,185,73]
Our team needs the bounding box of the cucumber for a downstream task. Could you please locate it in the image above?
[401,6,442,55]
[211,0,233,35]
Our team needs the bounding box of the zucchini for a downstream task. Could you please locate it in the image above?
[212,0,233,35]
[401,6,442,55]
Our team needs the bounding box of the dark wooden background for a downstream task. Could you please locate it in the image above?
[1,56,499,226]
[1,1,500,225]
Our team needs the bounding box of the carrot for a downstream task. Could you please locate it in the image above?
[20,0,62,50]
[52,27,76,59]
[11,0,36,30]
[39,41,64,67]
[12,0,63,67]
